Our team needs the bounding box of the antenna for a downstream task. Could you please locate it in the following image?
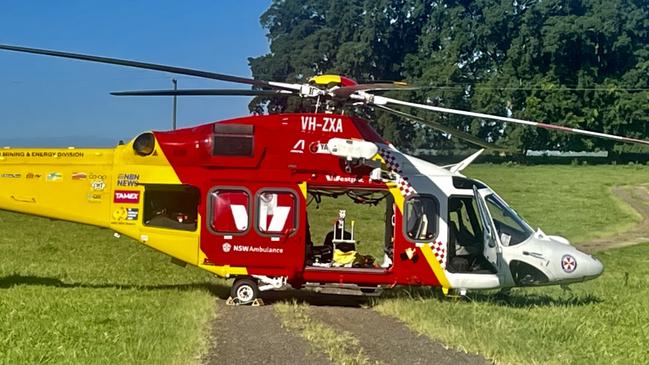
[172,79,178,130]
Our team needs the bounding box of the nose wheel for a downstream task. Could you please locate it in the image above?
[228,277,262,306]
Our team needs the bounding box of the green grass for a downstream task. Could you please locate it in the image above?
[375,164,649,365]
[0,212,226,365]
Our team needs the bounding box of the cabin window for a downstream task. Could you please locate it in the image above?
[213,123,254,157]
[256,191,297,235]
[209,189,250,234]
[404,195,439,241]
[143,185,200,231]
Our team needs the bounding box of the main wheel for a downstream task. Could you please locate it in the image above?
[231,277,259,305]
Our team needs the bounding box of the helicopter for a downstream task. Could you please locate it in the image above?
[1,44,647,305]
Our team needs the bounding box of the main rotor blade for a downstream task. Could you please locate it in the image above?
[333,82,416,98]
[373,95,649,146]
[111,89,292,96]
[374,104,500,150]
[0,44,296,90]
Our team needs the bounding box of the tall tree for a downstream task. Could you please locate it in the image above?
[250,0,649,153]
[248,0,435,149]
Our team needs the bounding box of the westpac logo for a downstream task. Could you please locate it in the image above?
[113,190,140,204]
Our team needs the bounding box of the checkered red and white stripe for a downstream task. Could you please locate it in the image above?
[379,147,446,268]
[379,147,416,198]
[431,240,447,268]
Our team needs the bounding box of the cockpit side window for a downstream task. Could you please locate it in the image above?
[485,194,534,246]
[404,195,439,241]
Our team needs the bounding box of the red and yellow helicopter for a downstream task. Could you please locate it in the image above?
[1,44,647,304]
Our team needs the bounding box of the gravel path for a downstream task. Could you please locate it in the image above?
[309,305,491,365]
[203,291,491,365]
[202,300,331,365]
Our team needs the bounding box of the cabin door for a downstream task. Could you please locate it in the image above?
[473,186,498,267]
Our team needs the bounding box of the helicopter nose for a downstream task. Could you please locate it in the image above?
[576,251,604,281]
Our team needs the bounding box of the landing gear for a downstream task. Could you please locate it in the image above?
[229,277,261,305]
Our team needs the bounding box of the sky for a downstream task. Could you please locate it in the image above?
[0,0,272,146]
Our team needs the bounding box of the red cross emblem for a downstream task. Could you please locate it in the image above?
[561,255,577,273]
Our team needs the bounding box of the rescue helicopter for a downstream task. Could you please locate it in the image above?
[1,44,647,305]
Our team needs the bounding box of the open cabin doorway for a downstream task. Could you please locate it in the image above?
[446,195,497,274]
[305,188,393,269]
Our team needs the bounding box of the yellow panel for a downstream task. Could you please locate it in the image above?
[0,148,114,227]
[197,248,248,278]
[309,74,342,86]
[420,244,451,289]
[298,181,307,198]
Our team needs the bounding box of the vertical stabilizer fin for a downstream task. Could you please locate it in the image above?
[446,149,484,174]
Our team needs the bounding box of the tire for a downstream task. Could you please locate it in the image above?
[231,277,259,305]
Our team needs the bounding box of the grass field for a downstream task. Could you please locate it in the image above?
[0,212,224,365]
[466,164,649,243]
[1,164,648,364]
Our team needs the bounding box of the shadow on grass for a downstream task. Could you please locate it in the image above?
[261,289,371,307]
[0,274,372,307]
[1,275,601,308]
[0,274,231,298]
[380,286,603,308]
[466,291,603,308]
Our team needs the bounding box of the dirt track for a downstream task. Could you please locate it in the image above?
[202,292,491,365]
[579,185,649,253]
[202,185,649,365]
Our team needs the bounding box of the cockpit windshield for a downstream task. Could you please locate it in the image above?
[485,194,534,246]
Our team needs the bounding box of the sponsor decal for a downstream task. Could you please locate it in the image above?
[561,254,577,273]
[0,151,85,158]
[117,173,140,187]
[113,190,140,204]
[126,208,139,220]
[112,207,137,225]
[91,180,106,191]
[222,242,232,253]
[25,173,42,179]
[46,172,62,181]
[86,193,103,202]
[231,244,284,254]
[309,141,331,154]
[0,173,21,178]
[89,173,107,180]
[325,175,365,183]
[72,172,88,180]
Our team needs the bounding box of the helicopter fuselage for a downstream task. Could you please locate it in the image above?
[0,113,603,294]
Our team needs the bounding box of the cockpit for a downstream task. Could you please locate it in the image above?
[445,176,603,288]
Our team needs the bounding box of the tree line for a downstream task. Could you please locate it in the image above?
[248,0,649,153]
